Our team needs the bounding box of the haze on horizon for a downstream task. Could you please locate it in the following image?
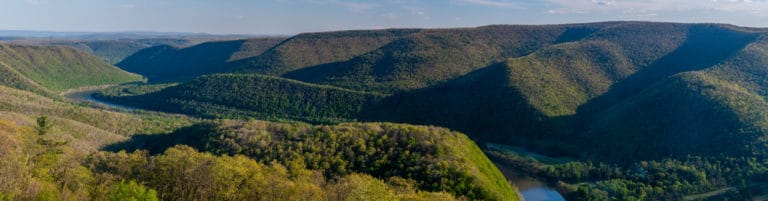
[2,0,768,35]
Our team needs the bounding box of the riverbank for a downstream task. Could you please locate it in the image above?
[61,85,138,111]
[487,143,567,201]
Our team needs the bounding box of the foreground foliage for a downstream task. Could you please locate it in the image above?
[90,146,462,201]
[108,120,518,200]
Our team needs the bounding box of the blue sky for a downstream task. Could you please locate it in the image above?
[2,0,768,35]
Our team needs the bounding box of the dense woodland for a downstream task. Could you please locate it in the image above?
[90,22,768,200]
[0,41,516,200]
[103,120,517,200]
[117,37,285,83]
[0,83,509,200]
[95,74,385,123]
[6,21,768,200]
[0,44,143,93]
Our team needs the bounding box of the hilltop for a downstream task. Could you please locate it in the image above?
[116,37,285,83]
[0,44,142,94]
[104,120,517,200]
[283,23,617,93]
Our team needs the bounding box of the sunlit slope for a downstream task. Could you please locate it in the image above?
[0,85,191,136]
[283,23,620,93]
[0,44,142,92]
[369,23,767,160]
[584,34,768,161]
[232,29,419,76]
[107,120,519,201]
[99,22,768,162]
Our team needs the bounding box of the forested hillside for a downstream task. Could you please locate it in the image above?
[59,21,768,200]
[231,29,419,75]
[95,74,384,123]
[2,36,252,64]
[0,44,143,93]
[0,84,193,200]
[53,40,150,64]
[117,37,285,83]
[366,23,768,160]
[0,75,513,200]
[103,120,518,200]
[283,23,618,93]
[0,36,523,200]
[584,34,768,161]
[105,23,768,160]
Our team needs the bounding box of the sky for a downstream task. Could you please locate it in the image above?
[2,0,768,35]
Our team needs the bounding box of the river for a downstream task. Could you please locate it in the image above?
[60,86,137,111]
[488,143,567,201]
[495,162,566,201]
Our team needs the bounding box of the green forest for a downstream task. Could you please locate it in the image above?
[7,21,768,201]
[94,74,385,123]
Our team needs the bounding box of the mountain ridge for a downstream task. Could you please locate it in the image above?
[0,43,143,94]
[105,22,768,161]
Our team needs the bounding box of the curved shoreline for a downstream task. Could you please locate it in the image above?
[61,85,138,111]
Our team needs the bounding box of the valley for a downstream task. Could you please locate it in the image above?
[61,86,138,111]
[4,21,768,201]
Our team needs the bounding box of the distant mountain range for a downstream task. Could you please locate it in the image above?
[0,43,143,94]
[0,30,262,39]
[0,30,277,64]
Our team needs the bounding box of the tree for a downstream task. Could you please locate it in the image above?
[36,116,53,136]
[326,174,397,201]
[0,193,12,201]
[107,180,159,201]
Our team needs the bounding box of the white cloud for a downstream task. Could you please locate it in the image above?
[308,0,378,13]
[457,0,522,8]
[382,12,399,20]
[119,4,136,9]
[23,0,44,5]
[591,0,615,6]
[401,5,426,15]
[544,0,768,16]
[341,2,377,13]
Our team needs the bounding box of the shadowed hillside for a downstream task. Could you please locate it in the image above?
[575,24,760,119]
[95,74,384,123]
[360,63,546,145]
[232,29,420,75]
[363,23,767,160]
[283,23,620,93]
[100,22,768,162]
[117,37,285,83]
[582,33,768,161]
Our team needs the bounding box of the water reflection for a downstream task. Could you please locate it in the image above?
[494,163,566,201]
[63,88,137,111]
